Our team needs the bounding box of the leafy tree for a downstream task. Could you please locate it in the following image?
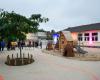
[0,9,49,41]
[0,9,49,58]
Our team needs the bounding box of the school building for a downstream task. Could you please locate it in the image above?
[64,23,100,47]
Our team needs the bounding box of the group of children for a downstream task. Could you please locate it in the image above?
[0,40,43,51]
[28,41,42,49]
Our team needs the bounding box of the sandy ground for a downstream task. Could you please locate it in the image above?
[0,46,100,80]
[43,47,100,61]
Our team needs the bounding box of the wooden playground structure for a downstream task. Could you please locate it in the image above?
[46,31,76,57]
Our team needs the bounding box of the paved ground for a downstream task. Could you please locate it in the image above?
[0,46,100,80]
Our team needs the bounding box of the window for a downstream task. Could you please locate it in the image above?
[84,33,89,41]
[92,33,98,41]
[78,33,83,41]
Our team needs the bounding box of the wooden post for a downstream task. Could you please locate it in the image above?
[31,54,33,59]
[7,55,10,64]
[12,54,13,59]
[22,58,24,65]
[14,59,16,66]
[31,54,33,62]
[17,53,18,58]
[28,53,29,59]
[20,44,22,58]
[23,53,25,58]
[21,53,24,65]
[28,53,30,63]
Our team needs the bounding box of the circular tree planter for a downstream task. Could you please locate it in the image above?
[5,54,34,66]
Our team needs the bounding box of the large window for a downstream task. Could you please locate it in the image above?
[84,33,89,41]
[78,33,83,41]
[92,33,98,41]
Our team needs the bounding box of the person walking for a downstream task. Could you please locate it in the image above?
[1,40,5,51]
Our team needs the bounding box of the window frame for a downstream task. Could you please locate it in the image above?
[78,33,83,41]
[92,32,98,41]
[84,33,90,41]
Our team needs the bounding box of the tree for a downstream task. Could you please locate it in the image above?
[0,9,49,41]
[0,9,49,58]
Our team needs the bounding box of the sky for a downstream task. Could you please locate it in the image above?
[0,0,100,31]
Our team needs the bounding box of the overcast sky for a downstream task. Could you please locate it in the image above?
[0,0,100,31]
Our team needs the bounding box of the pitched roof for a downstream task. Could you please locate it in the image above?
[65,23,100,32]
[62,31,73,41]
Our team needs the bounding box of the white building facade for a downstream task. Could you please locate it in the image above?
[26,32,47,45]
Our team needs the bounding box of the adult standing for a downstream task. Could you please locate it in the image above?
[1,40,5,51]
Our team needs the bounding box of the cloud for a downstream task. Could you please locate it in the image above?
[0,0,100,31]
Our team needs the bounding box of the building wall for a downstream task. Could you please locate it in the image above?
[37,32,47,39]
[98,31,100,42]
[71,30,100,47]
[26,33,38,41]
[71,32,78,41]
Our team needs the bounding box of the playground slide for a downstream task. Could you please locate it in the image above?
[75,45,88,54]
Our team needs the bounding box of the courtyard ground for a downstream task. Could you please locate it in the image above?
[0,46,100,80]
